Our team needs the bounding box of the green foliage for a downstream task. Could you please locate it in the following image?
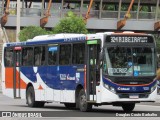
[121,5,129,11]
[19,26,47,41]
[53,11,88,34]
[141,6,149,12]
[106,4,115,10]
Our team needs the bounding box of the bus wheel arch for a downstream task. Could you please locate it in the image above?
[26,83,38,107]
[26,83,33,101]
[26,83,45,108]
[78,89,92,112]
[75,84,83,108]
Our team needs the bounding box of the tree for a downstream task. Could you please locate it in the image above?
[19,26,47,41]
[53,11,88,34]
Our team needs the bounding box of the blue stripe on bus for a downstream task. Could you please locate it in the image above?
[20,65,85,90]
[6,37,86,47]
[103,77,156,93]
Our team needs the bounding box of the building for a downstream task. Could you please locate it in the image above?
[0,0,159,31]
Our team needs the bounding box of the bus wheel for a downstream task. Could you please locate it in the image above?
[78,89,92,112]
[64,103,76,108]
[26,86,37,107]
[122,103,135,112]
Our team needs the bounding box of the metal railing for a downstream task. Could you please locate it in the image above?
[21,8,41,17]
[101,10,118,19]
[138,12,155,19]
[0,7,159,20]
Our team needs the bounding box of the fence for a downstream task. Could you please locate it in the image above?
[0,7,159,20]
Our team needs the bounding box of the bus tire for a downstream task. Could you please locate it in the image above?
[78,89,92,112]
[122,103,135,112]
[26,86,38,107]
[64,103,76,108]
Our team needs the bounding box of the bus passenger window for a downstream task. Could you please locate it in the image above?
[22,47,33,66]
[48,46,58,65]
[4,48,13,67]
[59,44,71,65]
[72,43,85,64]
[34,46,46,66]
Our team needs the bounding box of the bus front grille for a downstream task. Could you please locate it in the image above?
[112,76,155,85]
[118,94,149,98]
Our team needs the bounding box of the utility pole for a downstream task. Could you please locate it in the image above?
[16,0,20,42]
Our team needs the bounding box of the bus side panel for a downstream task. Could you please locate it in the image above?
[20,66,46,101]
[3,67,28,99]
[3,67,14,98]
[19,65,84,102]
[17,69,27,99]
[16,68,27,88]
[5,67,14,89]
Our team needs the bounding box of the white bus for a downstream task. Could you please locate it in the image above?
[1,32,157,112]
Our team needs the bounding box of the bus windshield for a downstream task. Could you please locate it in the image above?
[103,46,156,76]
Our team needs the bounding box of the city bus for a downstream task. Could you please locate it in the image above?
[1,32,157,112]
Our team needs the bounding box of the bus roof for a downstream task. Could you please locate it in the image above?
[31,33,86,41]
[6,33,87,47]
[4,32,153,47]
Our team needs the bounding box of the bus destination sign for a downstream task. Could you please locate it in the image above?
[106,36,154,43]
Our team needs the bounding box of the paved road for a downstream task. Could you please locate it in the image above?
[0,93,160,120]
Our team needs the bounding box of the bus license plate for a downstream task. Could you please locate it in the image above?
[129,94,139,99]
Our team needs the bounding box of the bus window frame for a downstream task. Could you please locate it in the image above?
[33,45,47,67]
[59,43,72,66]
[47,44,59,66]
[72,42,86,65]
[21,46,34,67]
[103,45,156,77]
[4,47,14,67]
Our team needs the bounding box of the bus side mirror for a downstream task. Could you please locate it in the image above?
[156,68,160,80]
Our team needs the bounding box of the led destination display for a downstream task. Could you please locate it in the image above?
[106,35,154,43]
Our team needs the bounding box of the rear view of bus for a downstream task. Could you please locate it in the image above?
[98,32,157,111]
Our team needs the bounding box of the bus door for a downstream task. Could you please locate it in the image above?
[86,40,100,101]
[13,47,22,98]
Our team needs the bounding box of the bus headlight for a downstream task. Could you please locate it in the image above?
[104,83,116,93]
[110,86,116,93]
[104,84,109,89]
